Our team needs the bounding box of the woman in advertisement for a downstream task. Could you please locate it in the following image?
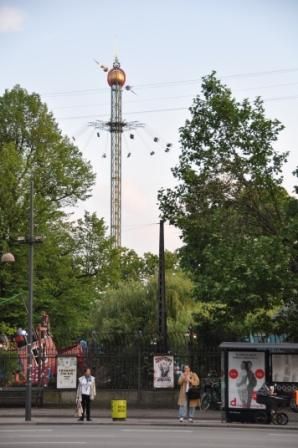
[236,361,248,407]
[178,365,200,422]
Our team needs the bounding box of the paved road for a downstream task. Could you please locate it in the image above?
[0,425,296,448]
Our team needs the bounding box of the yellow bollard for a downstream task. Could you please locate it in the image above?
[111,400,127,421]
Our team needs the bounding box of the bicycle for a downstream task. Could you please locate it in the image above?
[200,379,221,410]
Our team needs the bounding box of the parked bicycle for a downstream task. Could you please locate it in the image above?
[200,374,221,410]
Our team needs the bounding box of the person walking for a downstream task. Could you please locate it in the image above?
[178,365,200,423]
[76,367,96,421]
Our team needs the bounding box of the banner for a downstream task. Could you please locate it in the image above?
[228,351,265,409]
[57,356,77,389]
[272,354,298,383]
[153,355,174,388]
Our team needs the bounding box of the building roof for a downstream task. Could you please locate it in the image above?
[219,342,298,352]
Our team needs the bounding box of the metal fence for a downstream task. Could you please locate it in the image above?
[0,333,221,390]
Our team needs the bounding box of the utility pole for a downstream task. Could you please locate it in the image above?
[25,179,34,422]
[157,220,167,352]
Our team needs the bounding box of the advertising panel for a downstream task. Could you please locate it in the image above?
[57,356,77,389]
[272,354,298,383]
[153,355,174,388]
[228,351,265,409]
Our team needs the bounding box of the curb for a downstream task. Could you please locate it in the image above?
[0,420,298,430]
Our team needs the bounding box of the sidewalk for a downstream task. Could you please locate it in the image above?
[0,407,298,430]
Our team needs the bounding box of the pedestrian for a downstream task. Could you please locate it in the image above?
[178,365,200,422]
[76,367,96,421]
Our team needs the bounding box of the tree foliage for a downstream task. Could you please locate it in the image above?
[158,73,298,341]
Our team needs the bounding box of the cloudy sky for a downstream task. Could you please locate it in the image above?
[0,0,297,254]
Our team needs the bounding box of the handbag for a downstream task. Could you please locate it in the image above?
[187,387,201,400]
[74,399,83,417]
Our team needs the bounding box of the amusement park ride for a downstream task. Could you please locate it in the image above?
[89,57,173,247]
[2,313,85,387]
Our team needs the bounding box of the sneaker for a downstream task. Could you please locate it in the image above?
[78,417,84,421]
[179,417,184,422]
[188,418,194,423]
[87,418,92,421]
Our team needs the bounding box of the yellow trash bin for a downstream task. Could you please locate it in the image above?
[111,400,127,421]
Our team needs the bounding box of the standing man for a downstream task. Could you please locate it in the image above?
[178,365,200,422]
[76,367,96,422]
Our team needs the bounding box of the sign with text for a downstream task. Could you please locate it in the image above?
[57,356,77,389]
[228,351,265,409]
[153,355,174,388]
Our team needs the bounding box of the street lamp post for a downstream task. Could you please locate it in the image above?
[25,179,34,422]
[1,179,40,421]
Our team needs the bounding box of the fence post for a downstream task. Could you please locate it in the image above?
[137,345,142,403]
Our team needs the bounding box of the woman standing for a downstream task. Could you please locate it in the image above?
[76,367,96,421]
[178,365,200,422]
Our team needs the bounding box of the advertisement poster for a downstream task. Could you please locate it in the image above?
[228,351,265,409]
[57,356,77,389]
[272,354,298,383]
[153,355,174,388]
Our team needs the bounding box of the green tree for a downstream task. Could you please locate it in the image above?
[92,269,195,346]
[0,86,101,343]
[158,73,298,342]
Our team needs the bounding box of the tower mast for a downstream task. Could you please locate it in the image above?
[107,57,126,247]
[90,58,144,247]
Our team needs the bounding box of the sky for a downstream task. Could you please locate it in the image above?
[0,0,297,254]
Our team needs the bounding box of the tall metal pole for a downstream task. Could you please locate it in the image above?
[110,81,123,247]
[89,58,144,248]
[157,220,167,352]
[25,179,34,421]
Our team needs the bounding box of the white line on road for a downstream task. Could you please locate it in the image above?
[121,428,193,433]
[267,433,296,436]
[0,443,86,446]
[0,429,53,432]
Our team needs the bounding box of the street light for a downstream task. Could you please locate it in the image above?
[1,252,15,264]
[1,180,41,421]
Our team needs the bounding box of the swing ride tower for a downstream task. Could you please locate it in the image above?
[90,57,144,247]
[107,58,126,247]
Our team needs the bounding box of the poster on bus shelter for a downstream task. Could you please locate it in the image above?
[153,355,174,388]
[272,354,298,383]
[57,356,77,389]
[228,351,265,409]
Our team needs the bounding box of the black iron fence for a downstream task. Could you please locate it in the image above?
[0,333,221,390]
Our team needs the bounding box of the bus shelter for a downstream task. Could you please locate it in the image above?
[219,342,298,423]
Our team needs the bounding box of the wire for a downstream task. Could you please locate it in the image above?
[52,81,298,111]
[42,67,298,98]
[57,95,298,121]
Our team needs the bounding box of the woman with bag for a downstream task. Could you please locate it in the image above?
[76,367,96,422]
[178,365,200,422]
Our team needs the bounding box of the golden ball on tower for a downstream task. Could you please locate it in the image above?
[107,67,126,87]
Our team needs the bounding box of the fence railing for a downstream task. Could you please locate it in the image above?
[0,344,221,390]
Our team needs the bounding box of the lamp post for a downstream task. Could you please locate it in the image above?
[1,180,41,421]
[25,179,34,421]
[186,325,197,369]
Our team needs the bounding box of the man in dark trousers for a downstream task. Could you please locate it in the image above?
[76,368,96,421]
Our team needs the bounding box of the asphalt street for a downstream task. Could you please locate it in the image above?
[0,425,296,448]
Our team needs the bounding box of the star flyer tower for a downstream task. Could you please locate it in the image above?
[90,58,144,247]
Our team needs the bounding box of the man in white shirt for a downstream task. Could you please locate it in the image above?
[76,368,96,421]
